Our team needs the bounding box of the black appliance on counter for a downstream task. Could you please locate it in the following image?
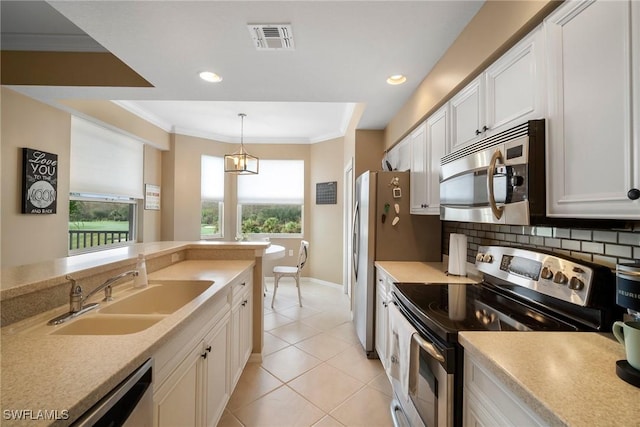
[614,262,640,387]
[389,245,621,427]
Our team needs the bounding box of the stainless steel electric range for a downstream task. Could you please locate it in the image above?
[389,245,622,427]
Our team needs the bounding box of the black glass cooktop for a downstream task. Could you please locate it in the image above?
[392,282,577,343]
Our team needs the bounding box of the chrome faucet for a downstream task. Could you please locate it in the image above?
[48,270,138,326]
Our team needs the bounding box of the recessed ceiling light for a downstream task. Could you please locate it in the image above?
[199,71,223,83]
[386,74,407,85]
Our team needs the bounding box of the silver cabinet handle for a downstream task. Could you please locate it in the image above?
[487,149,505,220]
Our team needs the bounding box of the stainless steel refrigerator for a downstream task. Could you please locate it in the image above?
[352,170,441,357]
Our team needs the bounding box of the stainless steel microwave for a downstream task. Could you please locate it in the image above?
[439,119,545,225]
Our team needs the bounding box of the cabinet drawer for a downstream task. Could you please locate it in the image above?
[231,272,252,304]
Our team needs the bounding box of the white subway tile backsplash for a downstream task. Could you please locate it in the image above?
[582,241,604,254]
[571,229,592,241]
[619,232,640,246]
[444,221,640,269]
[605,244,632,258]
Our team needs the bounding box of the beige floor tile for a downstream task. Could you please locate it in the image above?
[233,385,325,427]
[261,345,322,382]
[301,311,351,332]
[268,321,322,344]
[367,372,393,397]
[263,312,295,331]
[278,304,322,321]
[218,409,244,427]
[262,331,290,356]
[294,332,354,361]
[326,345,384,383]
[325,322,361,345]
[312,415,345,427]
[288,363,365,412]
[330,386,394,427]
[227,362,284,411]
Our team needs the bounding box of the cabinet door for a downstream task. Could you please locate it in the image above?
[546,0,640,218]
[154,344,200,427]
[485,27,545,134]
[410,123,428,213]
[397,137,412,172]
[375,282,387,368]
[449,76,484,152]
[240,290,253,367]
[203,317,230,427]
[426,105,447,214]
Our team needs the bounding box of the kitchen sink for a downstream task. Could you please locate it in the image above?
[50,315,165,335]
[98,280,214,315]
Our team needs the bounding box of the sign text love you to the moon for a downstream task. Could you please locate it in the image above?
[21,148,58,214]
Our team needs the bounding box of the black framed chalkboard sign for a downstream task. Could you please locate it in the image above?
[21,148,58,214]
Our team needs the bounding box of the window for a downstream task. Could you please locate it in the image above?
[237,159,304,237]
[69,116,143,253]
[201,155,225,238]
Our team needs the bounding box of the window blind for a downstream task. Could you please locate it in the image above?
[237,159,304,204]
[201,155,224,201]
[70,116,144,199]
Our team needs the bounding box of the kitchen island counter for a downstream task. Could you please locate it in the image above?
[459,331,640,426]
[1,251,260,426]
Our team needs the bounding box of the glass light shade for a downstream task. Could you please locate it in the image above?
[224,152,259,174]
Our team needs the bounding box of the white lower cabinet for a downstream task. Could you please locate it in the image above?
[153,269,253,427]
[230,275,253,388]
[464,353,546,427]
[154,312,230,427]
[374,267,392,370]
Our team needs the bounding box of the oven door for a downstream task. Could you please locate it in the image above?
[390,303,456,427]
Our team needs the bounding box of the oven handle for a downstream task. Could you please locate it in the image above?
[487,149,505,220]
[412,332,445,363]
[390,399,411,427]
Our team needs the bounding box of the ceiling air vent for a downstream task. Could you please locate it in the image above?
[248,24,295,51]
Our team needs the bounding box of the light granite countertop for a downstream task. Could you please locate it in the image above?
[460,331,640,426]
[374,260,480,284]
[1,259,254,427]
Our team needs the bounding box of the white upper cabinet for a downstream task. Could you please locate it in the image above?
[386,136,411,171]
[448,25,545,153]
[449,76,484,153]
[410,104,448,215]
[485,28,545,135]
[545,0,640,219]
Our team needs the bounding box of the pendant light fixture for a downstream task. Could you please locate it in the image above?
[224,113,259,174]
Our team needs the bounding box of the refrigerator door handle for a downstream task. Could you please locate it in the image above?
[352,201,360,280]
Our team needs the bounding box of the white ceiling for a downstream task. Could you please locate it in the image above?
[1,1,484,144]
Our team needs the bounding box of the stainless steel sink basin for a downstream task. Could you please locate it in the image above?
[50,315,165,335]
[98,280,214,315]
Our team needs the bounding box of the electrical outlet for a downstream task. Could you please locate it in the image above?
[171,253,180,263]
[289,249,294,256]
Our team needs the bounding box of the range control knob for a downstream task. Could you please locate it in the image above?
[541,267,553,280]
[483,254,494,263]
[569,277,585,291]
[511,175,525,187]
[553,271,568,285]
[476,253,485,262]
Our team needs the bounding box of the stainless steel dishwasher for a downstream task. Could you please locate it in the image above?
[72,358,153,427]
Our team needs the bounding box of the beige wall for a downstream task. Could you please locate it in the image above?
[1,88,71,267]
[384,0,559,148]
[354,130,385,179]
[309,137,344,284]
[1,89,164,268]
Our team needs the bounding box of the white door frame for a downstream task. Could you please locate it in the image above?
[343,158,354,296]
